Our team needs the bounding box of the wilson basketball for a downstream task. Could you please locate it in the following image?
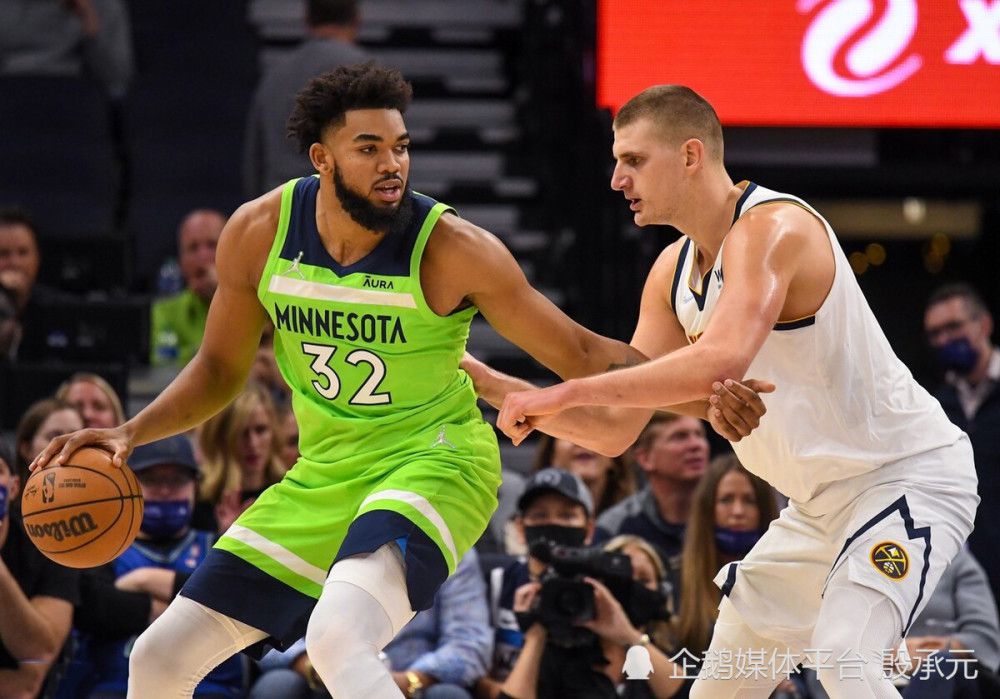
[20,447,144,568]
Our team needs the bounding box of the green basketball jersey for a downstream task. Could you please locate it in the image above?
[257,176,480,462]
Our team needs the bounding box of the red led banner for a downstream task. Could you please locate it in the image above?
[597,0,1000,127]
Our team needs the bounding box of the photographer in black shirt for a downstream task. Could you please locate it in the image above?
[494,469,684,699]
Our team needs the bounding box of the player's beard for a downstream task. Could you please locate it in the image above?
[333,166,414,236]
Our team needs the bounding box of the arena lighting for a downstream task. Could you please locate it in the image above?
[809,199,981,238]
[597,0,1000,127]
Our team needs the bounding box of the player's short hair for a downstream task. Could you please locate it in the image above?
[307,0,359,27]
[927,282,991,318]
[614,85,724,162]
[287,62,413,153]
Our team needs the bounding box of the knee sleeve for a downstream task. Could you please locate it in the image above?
[811,573,903,699]
[127,595,267,699]
[305,543,414,699]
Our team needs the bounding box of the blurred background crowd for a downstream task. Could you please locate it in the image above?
[1,1,999,698]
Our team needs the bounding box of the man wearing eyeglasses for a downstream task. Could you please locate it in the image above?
[924,282,1000,615]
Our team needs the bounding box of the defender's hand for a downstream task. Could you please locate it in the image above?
[707,379,775,442]
[30,426,133,471]
[498,384,571,446]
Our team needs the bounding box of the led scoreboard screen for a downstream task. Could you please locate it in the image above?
[597,0,1000,127]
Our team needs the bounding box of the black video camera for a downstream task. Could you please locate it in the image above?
[527,541,670,648]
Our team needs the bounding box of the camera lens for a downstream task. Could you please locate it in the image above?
[555,586,588,616]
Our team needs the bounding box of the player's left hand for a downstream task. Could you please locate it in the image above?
[498,384,572,445]
[707,378,775,442]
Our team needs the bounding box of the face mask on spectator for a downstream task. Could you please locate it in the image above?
[0,484,7,520]
[524,524,588,550]
[141,500,192,539]
[934,336,979,375]
[714,526,762,557]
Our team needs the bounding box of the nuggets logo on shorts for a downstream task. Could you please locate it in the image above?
[870,541,909,580]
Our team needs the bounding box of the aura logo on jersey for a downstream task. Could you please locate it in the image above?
[871,541,909,580]
[798,0,922,97]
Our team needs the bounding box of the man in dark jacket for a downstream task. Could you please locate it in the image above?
[925,282,1000,614]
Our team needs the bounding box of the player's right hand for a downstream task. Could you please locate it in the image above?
[707,378,775,442]
[30,426,133,471]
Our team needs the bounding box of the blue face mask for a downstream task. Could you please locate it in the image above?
[0,484,7,521]
[935,337,980,375]
[141,500,192,539]
[714,526,762,557]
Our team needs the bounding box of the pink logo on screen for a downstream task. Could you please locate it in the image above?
[797,0,923,97]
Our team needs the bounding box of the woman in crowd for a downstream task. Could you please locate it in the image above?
[15,398,84,481]
[533,434,636,517]
[55,372,127,429]
[277,403,300,471]
[197,381,287,531]
[671,454,782,694]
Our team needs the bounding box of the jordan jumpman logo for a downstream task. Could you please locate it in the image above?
[285,250,305,278]
[430,426,456,450]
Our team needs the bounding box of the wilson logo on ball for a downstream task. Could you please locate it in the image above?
[25,512,100,542]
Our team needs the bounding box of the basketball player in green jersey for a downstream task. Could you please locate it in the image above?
[32,64,766,699]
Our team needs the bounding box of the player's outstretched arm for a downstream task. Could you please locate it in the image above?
[497,207,808,439]
[426,216,656,453]
[464,241,773,452]
[32,195,276,470]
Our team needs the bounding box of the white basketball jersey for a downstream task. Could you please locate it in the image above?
[672,182,962,504]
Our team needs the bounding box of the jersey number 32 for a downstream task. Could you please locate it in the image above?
[301,342,392,405]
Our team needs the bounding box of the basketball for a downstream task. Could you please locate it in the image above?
[20,447,144,569]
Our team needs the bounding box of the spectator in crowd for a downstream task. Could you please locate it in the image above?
[603,534,687,698]
[196,381,287,532]
[59,435,246,698]
[532,434,636,517]
[251,319,291,408]
[924,283,1000,614]
[252,548,493,699]
[0,208,65,360]
[803,547,1000,698]
[498,530,683,699]
[0,282,17,360]
[150,209,226,367]
[492,436,636,556]
[15,398,84,482]
[242,0,366,197]
[55,372,126,429]
[0,0,134,98]
[277,404,300,471]
[595,414,710,575]
[672,455,779,671]
[0,436,80,698]
[475,468,596,699]
[480,468,524,555]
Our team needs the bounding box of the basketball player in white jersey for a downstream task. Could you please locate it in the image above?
[481,86,979,698]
